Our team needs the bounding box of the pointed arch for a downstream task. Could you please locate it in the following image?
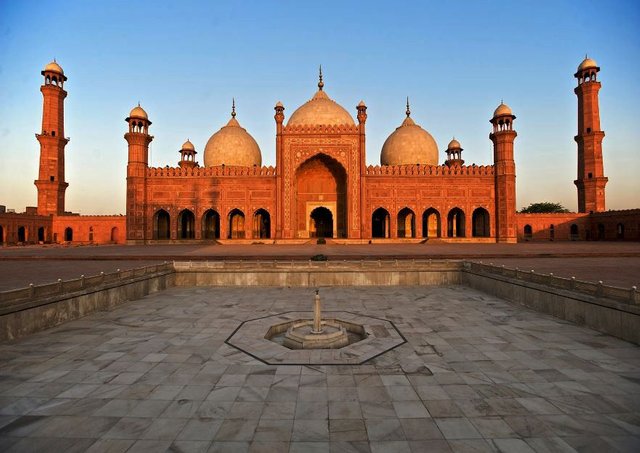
[524,224,533,240]
[472,207,490,237]
[447,208,465,238]
[422,208,441,238]
[570,224,578,241]
[253,209,271,239]
[397,207,416,238]
[111,227,119,243]
[18,226,26,243]
[178,209,195,239]
[228,209,245,239]
[153,209,171,240]
[372,207,390,238]
[202,209,220,240]
[38,227,45,242]
[295,153,346,238]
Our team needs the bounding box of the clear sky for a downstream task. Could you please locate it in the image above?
[0,0,638,215]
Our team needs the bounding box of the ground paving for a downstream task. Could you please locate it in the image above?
[1,242,639,291]
[0,285,639,452]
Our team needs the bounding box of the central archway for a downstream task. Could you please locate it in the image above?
[310,207,333,238]
[295,154,346,238]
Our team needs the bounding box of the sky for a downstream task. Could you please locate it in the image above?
[0,0,638,215]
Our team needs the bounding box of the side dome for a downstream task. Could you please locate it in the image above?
[287,70,355,127]
[380,102,439,166]
[203,106,262,167]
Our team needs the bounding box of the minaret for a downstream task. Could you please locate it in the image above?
[445,138,464,167]
[35,60,69,216]
[125,104,153,243]
[490,102,517,243]
[574,56,607,213]
[178,139,197,169]
[274,99,285,239]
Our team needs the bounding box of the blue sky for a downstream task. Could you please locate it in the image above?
[0,0,638,214]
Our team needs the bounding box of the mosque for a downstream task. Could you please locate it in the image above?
[125,67,517,243]
[0,58,637,245]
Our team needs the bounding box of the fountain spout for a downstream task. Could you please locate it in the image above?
[312,289,323,334]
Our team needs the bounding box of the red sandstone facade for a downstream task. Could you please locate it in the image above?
[0,58,637,246]
[125,76,519,244]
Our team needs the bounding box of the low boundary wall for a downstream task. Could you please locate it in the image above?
[462,261,640,344]
[0,263,174,341]
[0,260,638,344]
[172,260,462,287]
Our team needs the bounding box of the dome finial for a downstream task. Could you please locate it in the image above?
[231,98,236,118]
[406,97,411,117]
[318,65,324,91]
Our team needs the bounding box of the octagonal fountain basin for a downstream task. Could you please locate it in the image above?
[266,318,367,350]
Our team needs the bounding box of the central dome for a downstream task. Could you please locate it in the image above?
[203,106,262,167]
[380,103,439,166]
[287,73,355,127]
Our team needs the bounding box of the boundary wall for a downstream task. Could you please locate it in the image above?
[0,260,638,344]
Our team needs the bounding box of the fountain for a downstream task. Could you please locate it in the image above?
[265,290,366,349]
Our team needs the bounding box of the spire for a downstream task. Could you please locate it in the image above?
[231,98,236,118]
[406,97,411,117]
[318,65,324,91]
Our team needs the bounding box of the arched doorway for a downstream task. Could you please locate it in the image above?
[422,208,441,238]
[111,227,119,243]
[38,227,45,242]
[295,154,346,238]
[447,208,465,238]
[154,210,170,240]
[18,226,26,242]
[524,224,533,240]
[202,210,220,239]
[570,224,578,241]
[472,208,490,237]
[310,207,333,238]
[617,223,625,239]
[397,208,416,238]
[178,209,195,239]
[597,223,605,240]
[64,227,73,242]
[372,208,390,238]
[228,209,245,239]
[0,225,4,243]
[254,209,271,239]
[89,227,94,242]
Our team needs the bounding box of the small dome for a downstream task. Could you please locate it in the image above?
[275,101,284,108]
[129,105,148,120]
[287,90,355,127]
[380,114,439,166]
[493,102,513,118]
[43,60,64,75]
[447,138,461,150]
[203,116,262,167]
[578,57,598,72]
[181,140,195,151]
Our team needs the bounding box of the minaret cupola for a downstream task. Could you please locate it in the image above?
[445,138,464,167]
[179,139,198,168]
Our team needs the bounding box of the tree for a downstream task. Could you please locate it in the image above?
[520,202,570,213]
